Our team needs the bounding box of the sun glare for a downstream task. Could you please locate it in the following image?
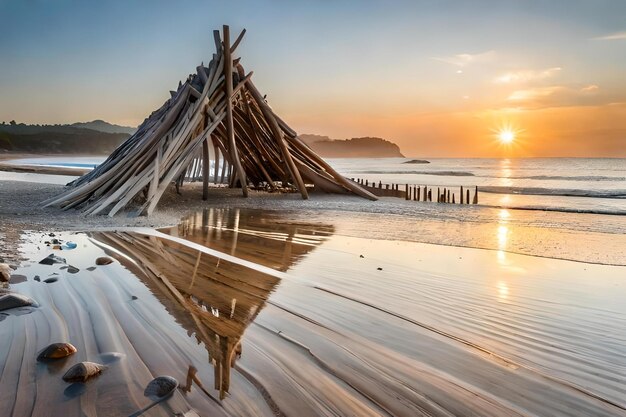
[499,129,515,144]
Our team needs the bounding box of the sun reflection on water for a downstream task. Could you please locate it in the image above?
[497,281,509,301]
[499,159,513,187]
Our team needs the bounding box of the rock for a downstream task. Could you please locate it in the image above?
[52,245,62,250]
[0,293,35,311]
[62,361,107,383]
[37,342,77,361]
[67,266,80,274]
[402,159,430,164]
[377,267,383,271]
[85,267,96,271]
[1,263,14,282]
[39,254,66,265]
[43,277,58,284]
[9,274,27,284]
[144,376,178,399]
[131,295,138,300]
[359,255,364,258]
[95,257,114,266]
[34,275,40,282]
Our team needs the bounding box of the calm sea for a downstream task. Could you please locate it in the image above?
[329,157,626,215]
[6,156,626,215]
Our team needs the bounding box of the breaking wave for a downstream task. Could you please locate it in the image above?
[480,186,626,199]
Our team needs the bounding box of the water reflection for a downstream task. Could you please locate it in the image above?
[161,208,335,271]
[92,232,276,399]
[498,159,513,187]
[497,281,509,301]
[92,215,333,400]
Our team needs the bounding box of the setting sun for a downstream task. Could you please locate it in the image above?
[499,129,515,144]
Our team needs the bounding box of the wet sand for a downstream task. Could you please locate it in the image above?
[1,209,625,416]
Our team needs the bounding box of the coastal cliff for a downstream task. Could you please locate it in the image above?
[299,134,404,158]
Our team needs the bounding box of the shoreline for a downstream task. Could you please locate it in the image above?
[1,176,625,267]
[0,153,93,176]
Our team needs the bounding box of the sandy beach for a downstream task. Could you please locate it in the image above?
[1,159,626,416]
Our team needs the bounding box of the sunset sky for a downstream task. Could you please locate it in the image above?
[1,0,625,157]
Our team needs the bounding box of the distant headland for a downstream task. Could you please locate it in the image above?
[299,134,404,158]
[0,121,405,158]
[0,120,134,154]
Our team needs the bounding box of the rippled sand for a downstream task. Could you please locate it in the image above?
[1,208,625,416]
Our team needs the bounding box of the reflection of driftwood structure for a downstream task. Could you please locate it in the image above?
[44,25,376,217]
[92,231,282,399]
[164,208,334,271]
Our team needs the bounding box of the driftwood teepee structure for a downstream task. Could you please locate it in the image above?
[43,25,376,216]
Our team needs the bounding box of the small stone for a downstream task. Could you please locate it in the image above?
[0,293,35,311]
[43,277,58,284]
[0,263,13,282]
[95,257,114,266]
[86,267,96,271]
[37,342,77,361]
[359,255,364,258]
[62,361,107,383]
[67,266,80,274]
[377,267,383,271]
[34,275,40,282]
[131,295,138,300]
[39,254,66,265]
[144,376,178,399]
[9,274,27,284]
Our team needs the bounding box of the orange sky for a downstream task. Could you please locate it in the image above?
[1,1,625,157]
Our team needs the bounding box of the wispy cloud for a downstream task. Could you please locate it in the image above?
[507,84,602,108]
[592,31,626,40]
[581,84,599,93]
[508,86,564,101]
[494,67,561,84]
[431,50,496,67]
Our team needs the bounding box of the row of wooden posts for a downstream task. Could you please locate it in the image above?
[352,178,479,204]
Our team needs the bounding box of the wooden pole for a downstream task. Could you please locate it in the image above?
[213,141,220,184]
[428,189,432,202]
[223,25,248,197]
[202,139,209,200]
[473,186,478,204]
[466,189,470,204]
[460,186,464,204]
[245,82,309,199]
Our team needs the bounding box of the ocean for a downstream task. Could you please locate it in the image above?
[5,156,626,215]
[329,157,626,215]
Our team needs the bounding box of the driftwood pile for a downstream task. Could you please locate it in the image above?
[43,25,376,216]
